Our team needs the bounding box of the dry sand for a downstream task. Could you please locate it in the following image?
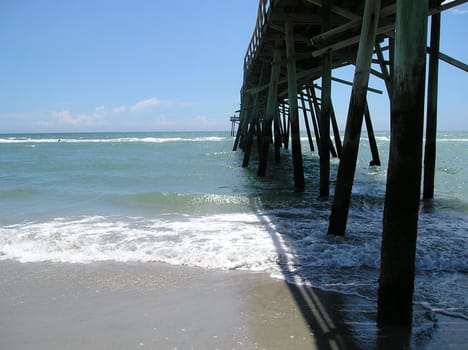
[0,261,466,349]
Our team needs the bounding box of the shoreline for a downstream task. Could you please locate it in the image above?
[1,260,466,349]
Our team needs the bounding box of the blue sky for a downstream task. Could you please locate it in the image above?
[0,1,466,133]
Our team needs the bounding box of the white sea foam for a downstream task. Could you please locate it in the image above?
[0,136,229,144]
[0,214,287,270]
[1,212,467,319]
[375,136,390,142]
[436,138,468,142]
[0,138,58,143]
[1,212,465,273]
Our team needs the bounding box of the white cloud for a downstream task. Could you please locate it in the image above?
[52,110,74,124]
[52,109,107,127]
[51,98,163,128]
[112,105,127,114]
[0,96,198,131]
[110,97,161,115]
[95,106,106,114]
[130,97,160,112]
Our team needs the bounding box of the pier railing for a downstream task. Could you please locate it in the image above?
[244,0,273,74]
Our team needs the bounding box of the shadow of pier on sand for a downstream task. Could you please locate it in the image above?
[248,193,436,349]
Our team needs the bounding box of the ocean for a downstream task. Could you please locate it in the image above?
[0,131,467,320]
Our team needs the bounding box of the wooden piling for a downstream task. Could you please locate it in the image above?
[277,103,286,148]
[320,0,332,197]
[423,13,441,199]
[364,101,381,166]
[281,102,290,149]
[258,45,283,176]
[242,64,269,168]
[233,92,248,151]
[285,21,305,189]
[307,86,323,156]
[312,83,340,159]
[330,104,342,157]
[300,91,315,152]
[375,42,392,96]
[242,93,261,168]
[242,120,257,168]
[274,106,282,163]
[378,0,428,327]
[389,37,395,89]
[328,0,382,235]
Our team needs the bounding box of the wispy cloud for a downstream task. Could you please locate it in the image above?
[52,107,107,127]
[51,97,170,128]
[131,97,160,111]
[442,0,468,14]
[451,8,468,15]
[112,97,161,114]
[1,97,200,132]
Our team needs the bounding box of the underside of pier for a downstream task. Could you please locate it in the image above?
[233,0,467,327]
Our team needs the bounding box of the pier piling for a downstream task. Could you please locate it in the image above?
[364,101,381,166]
[320,0,332,197]
[285,21,305,189]
[423,13,441,200]
[259,43,283,175]
[300,91,315,152]
[378,0,428,326]
[328,0,382,236]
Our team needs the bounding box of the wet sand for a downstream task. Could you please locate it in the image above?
[0,261,466,349]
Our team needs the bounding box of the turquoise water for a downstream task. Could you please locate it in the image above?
[0,131,467,319]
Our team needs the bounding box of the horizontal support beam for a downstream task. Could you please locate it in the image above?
[330,77,383,94]
[310,0,465,58]
[438,51,468,72]
[310,4,396,49]
[312,23,395,57]
[246,67,322,95]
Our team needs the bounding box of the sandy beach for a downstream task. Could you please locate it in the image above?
[0,261,466,350]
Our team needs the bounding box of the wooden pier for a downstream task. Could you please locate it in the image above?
[230,112,241,136]
[233,0,467,326]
